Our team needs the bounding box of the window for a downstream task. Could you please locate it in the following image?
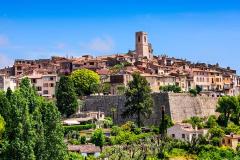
[43,83,48,87]
[50,83,54,87]
[138,36,141,42]
[32,79,37,83]
[182,134,185,139]
[228,139,231,144]
[43,90,48,94]
[89,62,94,65]
[50,77,54,81]
[17,66,22,70]
[144,36,146,42]
[172,134,175,138]
[222,139,225,144]
[37,87,42,91]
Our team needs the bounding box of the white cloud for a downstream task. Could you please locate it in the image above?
[83,36,114,52]
[0,35,9,47]
[0,53,13,68]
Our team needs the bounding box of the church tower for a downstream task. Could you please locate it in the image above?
[135,31,153,59]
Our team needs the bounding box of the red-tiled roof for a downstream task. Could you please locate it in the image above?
[68,144,101,153]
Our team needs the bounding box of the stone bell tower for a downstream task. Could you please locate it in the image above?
[135,31,153,59]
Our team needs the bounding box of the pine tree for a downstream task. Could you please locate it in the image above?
[122,72,153,127]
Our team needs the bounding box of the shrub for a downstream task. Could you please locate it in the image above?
[69,139,80,145]
[80,136,86,144]
[64,124,95,135]
[189,89,197,96]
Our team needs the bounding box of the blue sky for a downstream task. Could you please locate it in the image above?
[0,0,240,72]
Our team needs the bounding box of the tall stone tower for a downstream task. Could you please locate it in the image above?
[135,31,153,59]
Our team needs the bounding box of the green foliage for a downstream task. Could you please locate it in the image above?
[206,115,218,128]
[110,130,150,145]
[216,96,239,127]
[123,72,153,127]
[159,115,173,135]
[64,124,95,135]
[120,121,136,132]
[80,136,86,144]
[56,76,78,117]
[116,85,125,95]
[91,129,105,149]
[0,115,5,139]
[183,116,205,129]
[196,85,202,94]
[103,117,113,128]
[225,122,240,134]
[110,126,121,136]
[189,89,197,96]
[0,78,67,159]
[70,68,100,96]
[209,126,225,139]
[159,85,181,93]
[198,146,236,160]
[102,83,111,94]
[69,152,85,160]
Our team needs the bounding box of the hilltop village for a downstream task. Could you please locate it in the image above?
[2,32,240,159]
[0,31,239,98]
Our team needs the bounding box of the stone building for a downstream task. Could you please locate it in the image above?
[222,134,240,150]
[0,74,17,91]
[135,31,153,60]
[20,73,58,98]
[167,123,208,142]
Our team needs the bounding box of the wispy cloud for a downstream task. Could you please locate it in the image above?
[0,35,9,47]
[0,53,13,68]
[81,36,115,52]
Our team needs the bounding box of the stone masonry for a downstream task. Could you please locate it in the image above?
[83,93,218,126]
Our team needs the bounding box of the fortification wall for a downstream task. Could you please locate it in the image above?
[83,93,218,125]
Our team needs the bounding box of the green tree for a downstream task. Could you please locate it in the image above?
[206,115,218,128]
[70,68,100,96]
[116,85,126,95]
[102,83,111,94]
[6,87,12,101]
[4,91,35,160]
[209,126,224,139]
[196,85,202,94]
[159,85,181,93]
[189,89,197,96]
[0,115,5,139]
[183,116,205,129]
[122,72,153,127]
[56,76,78,117]
[216,96,238,127]
[41,102,68,160]
[230,96,240,125]
[91,129,105,151]
[159,115,173,136]
[19,77,38,113]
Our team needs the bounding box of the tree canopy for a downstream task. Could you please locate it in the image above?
[0,78,67,159]
[159,85,181,93]
[56,76,78,117]
[122,72,153,127]
[70,68,100,96]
